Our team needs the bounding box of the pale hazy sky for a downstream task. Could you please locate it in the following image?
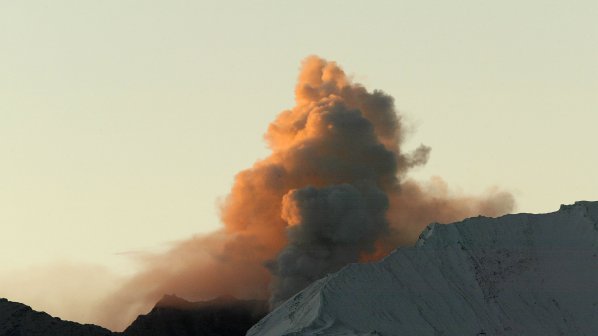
[1,1,597,277]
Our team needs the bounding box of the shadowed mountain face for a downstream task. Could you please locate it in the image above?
[0,296,268,336]
[0,298,113,336]
[124,295,268,336]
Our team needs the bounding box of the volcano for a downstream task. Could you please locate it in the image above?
[3,201,598,336]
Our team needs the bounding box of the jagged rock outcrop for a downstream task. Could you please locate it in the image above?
[248,201,598,336]
[0,298,113,336]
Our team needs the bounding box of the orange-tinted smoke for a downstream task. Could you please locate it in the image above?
[364,177,516,261]
[96,56,515,331]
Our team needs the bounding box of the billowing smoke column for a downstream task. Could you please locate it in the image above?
[258,56,428,305]
[97,56,515,331]
[220,56,436,307]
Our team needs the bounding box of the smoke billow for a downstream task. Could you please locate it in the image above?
[269,184,389,306]
[97,56,515,330]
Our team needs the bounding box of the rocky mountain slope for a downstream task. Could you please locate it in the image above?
[248,201,598,335]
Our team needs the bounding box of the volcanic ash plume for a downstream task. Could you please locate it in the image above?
[97,56,515,330]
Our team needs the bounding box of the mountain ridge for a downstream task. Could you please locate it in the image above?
[248,201,598,335]
[123,295,268,336]
[0,298,114,336]
[0,295,267,336]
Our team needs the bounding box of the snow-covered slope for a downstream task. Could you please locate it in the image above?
[248,201,598,336]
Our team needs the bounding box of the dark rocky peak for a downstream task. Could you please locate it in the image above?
[123,296,268,336]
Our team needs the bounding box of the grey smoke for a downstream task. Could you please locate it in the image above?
[269,183,389,307]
